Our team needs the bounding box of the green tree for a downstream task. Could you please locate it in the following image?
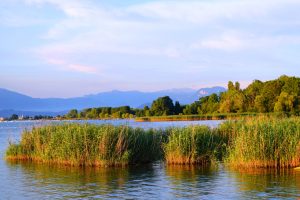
[183,101,200,115]
[244,80,263,111]
[174,101,182,115]
[198,93,220,114]
[151,96,175,116]
[66,109,78,119]
[254,80,283,112]
[112,111,122,118]
[99,112,106,119]
[274,92,298,113]
[228,81,235,91]
[92,108,99,118]
[280,75,300,95]
[219,81,245,113]
[118,106,131,115]
[235,81,240,91]
[254,95,268,112]
[9,114,19,120]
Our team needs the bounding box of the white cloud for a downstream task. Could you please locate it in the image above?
[47,58,98,74]
[24,0,98,17]
[6,0,300,81]
[193,34,245,51]
[126,0,298,23]
[0,13,46,27]
[190,30,300,52]
[30,0,300,52]
[68,64,97,74]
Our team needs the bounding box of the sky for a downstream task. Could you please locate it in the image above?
[1,0,300,98]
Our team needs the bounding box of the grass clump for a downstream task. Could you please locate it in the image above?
[6,124,163,167]
[226,117,300,168]
[163,126,227,165]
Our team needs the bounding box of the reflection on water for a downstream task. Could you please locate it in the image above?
[165,165,223,199]
[1,120,300,199]
[228,168,300,199]
[3,161,300,199]
[5,161,163,199]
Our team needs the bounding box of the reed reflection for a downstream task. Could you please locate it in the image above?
[228,168,300,198]
[6,160,135,198]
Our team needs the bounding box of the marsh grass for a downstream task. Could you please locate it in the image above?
[6,124,163,167]
[6,117,300,168]
[163,126,227,165]
[226,117,300,168]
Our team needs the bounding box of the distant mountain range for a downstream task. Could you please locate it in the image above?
[0,87,226,117]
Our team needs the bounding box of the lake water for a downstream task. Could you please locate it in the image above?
[1,120,300,199]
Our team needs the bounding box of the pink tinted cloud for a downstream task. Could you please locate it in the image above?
[47,58,98,74]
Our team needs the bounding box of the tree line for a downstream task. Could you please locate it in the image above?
[5,114,55,121]
[64,75,300,119]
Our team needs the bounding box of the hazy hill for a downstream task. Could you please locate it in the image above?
[0,87,226,115]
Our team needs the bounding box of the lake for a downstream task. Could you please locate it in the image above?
[1,120,300,199]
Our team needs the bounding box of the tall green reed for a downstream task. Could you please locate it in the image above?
[6,124,163,166]
[163,126,227,165]
[226,117,300,168]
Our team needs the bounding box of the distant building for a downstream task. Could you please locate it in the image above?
[18,115,24,120]
[0,117,4,122]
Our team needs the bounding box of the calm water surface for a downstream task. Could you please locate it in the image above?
[0,120,300,199]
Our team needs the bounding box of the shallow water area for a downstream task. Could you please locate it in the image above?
[1,120,300,199]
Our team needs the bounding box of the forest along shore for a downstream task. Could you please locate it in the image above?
[61,75,300,122]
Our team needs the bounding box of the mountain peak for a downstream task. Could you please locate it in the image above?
[197,86,226,98]
[159,88,197,94]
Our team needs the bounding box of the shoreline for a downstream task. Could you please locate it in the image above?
[1,112,294,123]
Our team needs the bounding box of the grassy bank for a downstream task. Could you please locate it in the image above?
[6,124,164,167]
[6,124,224,166]
[135,113,258,122]
[6,117,300,168]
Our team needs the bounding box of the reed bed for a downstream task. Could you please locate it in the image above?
[6,117,300,168]
[163,126,227,165]
[226,117,300,168]
[6,124,164,167]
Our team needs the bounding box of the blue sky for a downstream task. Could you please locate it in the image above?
[1,0,300,98]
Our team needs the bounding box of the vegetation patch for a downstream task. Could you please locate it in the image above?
[225,117,300,168]
[6,117,300,168]
[163,126,227,165]
[6,124,164,167]
[135,113,257,122]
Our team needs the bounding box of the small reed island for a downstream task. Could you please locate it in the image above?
[6,117,300,169]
